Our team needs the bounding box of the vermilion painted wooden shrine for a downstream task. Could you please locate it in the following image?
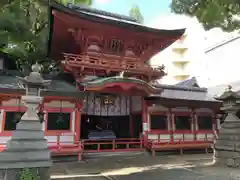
[0,1,222,158]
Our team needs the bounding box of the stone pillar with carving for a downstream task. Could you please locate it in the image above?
[0,63,52,180]
[213,86,240,168]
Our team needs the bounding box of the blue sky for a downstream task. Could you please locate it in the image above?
[92,0,172,24]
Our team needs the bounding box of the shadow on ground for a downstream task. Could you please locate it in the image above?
[50,153,240,180]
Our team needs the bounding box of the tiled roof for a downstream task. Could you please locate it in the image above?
[0,68,217,102]
[0,71,85,98]
[155,83,207,92]
[152,77,217,102]
[216,90,240,100]
[159,88,218,102]
[175,77,200,87]
[49,0,185,36]
[67,3,138,23]
[153,76,207,92]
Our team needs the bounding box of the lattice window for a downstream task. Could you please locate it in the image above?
[47,112,71,131]
[150,115,168,130]
[175,115,191,130]
[4,112,24,131]
[109,39,123,53]
[198,116,213,130]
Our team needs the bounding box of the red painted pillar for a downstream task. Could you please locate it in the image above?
[212,114,218,139]
[171,110,175,142]
[142,98,148,147]
[75,102,82,143]
[129,97,134,137]
[190,109,197,140]
[130,115,134,137]
[168,108,173,142]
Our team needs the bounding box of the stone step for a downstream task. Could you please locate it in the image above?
[217,134,240,141]
[219,128,240,134]
[0,160,52,169]
[17,120,43,130]
[11,130,44,140]
[6,139,48,150]
[0,149,50,162]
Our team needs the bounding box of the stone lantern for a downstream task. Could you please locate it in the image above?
[0,63,52,179]
[214,85,240,167]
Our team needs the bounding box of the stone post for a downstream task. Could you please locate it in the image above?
[0,63,52,179]
[213,85,240,168]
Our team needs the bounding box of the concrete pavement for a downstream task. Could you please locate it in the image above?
[50,153,240,180]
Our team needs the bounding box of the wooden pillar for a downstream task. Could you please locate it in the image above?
[130,115,134,137]
[75,102,82,142]
[168,108,174,142]
[212,114,217,131]
[171,108,175,141]
[129,96,134,137]
[142,98,148,147]
[212,114,218,139]
[191,108,197,140]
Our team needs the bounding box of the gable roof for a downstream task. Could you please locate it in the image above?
[48,0,185,36]
[152,78,217,102]
[67,3,138,23]
[175,77,200,87]
[205,35,240,53]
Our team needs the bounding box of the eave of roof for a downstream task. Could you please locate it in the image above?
[49,0,185,35]
[145,96,221,108]
[47,0,185,57]
[67,3,138,23]
[154,84,207,92]
[0,72,86,99]
[151,81,217,103]
[215,90,240,100]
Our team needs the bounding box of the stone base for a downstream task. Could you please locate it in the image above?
[213,116,240,168]
[0,167,50,180]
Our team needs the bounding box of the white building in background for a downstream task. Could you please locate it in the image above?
[149,13,239,87]
[149,14,206,85]
[204,35,240,96]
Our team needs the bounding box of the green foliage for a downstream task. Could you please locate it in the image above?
[0,0,92,72]
[19,168,40,180]
[129,4,144,24]
[171,0,240,32]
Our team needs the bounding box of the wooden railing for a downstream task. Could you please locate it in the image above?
[82,138,143,153]
[48,140,84,161]
[63,53,164,77]
[147,132,215,156]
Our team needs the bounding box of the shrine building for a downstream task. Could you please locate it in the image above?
[0,1,222,157]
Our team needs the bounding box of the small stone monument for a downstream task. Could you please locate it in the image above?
[213,85,240,167]
[0,63,52,179]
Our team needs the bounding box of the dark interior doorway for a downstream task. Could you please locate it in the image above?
[81,115,130,139]
[131,114,143,138]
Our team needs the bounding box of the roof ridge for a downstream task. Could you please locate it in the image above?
[205,34,240,53]
[154,83,207,92]
[67,3,138,23]
[175,77,200,88]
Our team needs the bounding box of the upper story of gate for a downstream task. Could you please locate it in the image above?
[47,1,185,82]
